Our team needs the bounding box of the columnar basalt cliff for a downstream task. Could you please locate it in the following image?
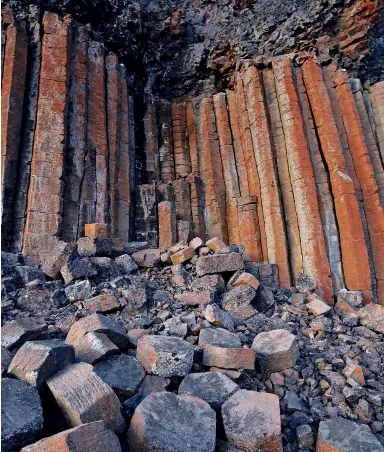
[1,2,384,305]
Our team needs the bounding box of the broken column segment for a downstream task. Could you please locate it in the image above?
[172,101,192,178]
[158,201,177,248]
[134,184,158,247]
[157,99,175,183]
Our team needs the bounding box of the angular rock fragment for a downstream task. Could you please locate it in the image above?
[94,355,145,399]
[115,254,138,274]
[177,220,190,243]
[41,241,76,279]
[254,286,275,312]
[60,258,98,284]
[131,249,161,267]
[66,313,128,350]
[1,318,47,350]
[317,418,383,452]
[179,372,239,408]
[358,304,384,334]
[83,293,120,313]
[206,237,228,253]
[296,424,314,448]
[77,237,112,257]
[190,237,203,250]
[252,329,299,372]
[231,272,260,290]
[162,315,188,337]
[70,331,120,364]
[1,346,12,375]
[16,266,46,285]
[222,390,282,451]
[336,290,364,309]
[89,257,122,279]
[196,253,243,276]
[296,273,316,294]
[47,362,125,433]
[20,421,122,452]
[170,246,195,264]
[199,328,255,369]
[191,274,225,294]
[8,339,75,389]
[136,335,194,377]
[2,378,43,452]
[128,392,216,452]
[122,286,148,316]
[204,304,235,331]
[175,290,214,306]
[84,223,108,238]
[343,360,365,386]
[222,286,257,320]
[306,296,332,316]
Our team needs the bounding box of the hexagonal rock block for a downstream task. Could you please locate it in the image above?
[60,258,98,284]
[8,339,75,389]
[20,421,122,452]
[171,246,195,264]
[204,304,235,331]
[232,272,260,290]
[77,237,112,257]
[175,290,214,306]
[196,253,243,276]
[252,329,299,373]
[222,390,282,452]
[115,254,139,274]
[1,378,43,452]
[41,241,76,279]
[221,286,257,320]
[179,372,239,409]
[306,297,332,316]
[84,223,108,238]
[317,418,384,452]
[47,362,125,433]
[158,201,177,248]
[1,317,47,350]
[70,331,120,365]
[199,328,255,370]
[136,335,194,377]
[131,249,161,267]
[358,304,384,334]
[128,392,216,452]
[66,313,128,350]
[94,355,145,399]
[206,237,228,253]
[83,293,120,313]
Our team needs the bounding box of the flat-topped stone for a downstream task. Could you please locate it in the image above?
[70,331,120,364]
[1,318,47,350]
[196,253,243,276]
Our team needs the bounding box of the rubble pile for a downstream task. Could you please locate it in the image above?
[1,234,384,452]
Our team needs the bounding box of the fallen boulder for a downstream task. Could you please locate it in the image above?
[1,318,47,350]
[196,253,243,276]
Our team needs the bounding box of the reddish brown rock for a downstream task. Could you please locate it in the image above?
[83,293,120,313]
[175,290,214,307]
[172,101,192,178]
[1,317,47,350]
[237,195,263,263]
[358,303,384,334]
[232,272,260,290]
[222,390,282,451]
[131,248,161,267]
[47,362,125,433]
[69,331,120,365]
[206,237,228,253]
[343,360,365,386]
[370,81,384,165]
[170,246,195,264]
[306,297,332,316]
[84,223,107,238]
[188,175,206,240]
[196,253,243,276]
[186,101,199,175]
[20,421,122,452]
[158,201,177,248]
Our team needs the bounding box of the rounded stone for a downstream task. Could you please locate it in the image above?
[128,392,216,452]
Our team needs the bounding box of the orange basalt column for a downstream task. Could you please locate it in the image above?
[23,13,71,262]
[334,71,384,305]
[186,101,199,175]
[188,174,206,241]
[213,93,241,245]
[197,97,229,243]
[242,66,291,288]
[158,201,177,247]
[234,74,267,260]
[1,17,28,251]
[172,102,192,178]
[369,81,384,165]
[273,58,333,303]
[302,59,373,304]
[262,68,303,282]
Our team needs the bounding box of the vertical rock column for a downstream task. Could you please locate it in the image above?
[143,98,160,182]
[213,93,241,245]
[234,74,267,260]
[172,179,193,241]
[302,59,373,303]
[157,99,175,183]
[197,98,229,243]
[262,67,303,282]
[116,64,132,242]
[1,17,28,251]
[172,102,192,178]
[12,5,42,253]
[369,81,384,164]
[158,201,177,247]
[294,65,345,293]
[134,185,158,247]
[188,174,206,241]
[334,71,384,304]
[273,58,334,303]
[186,102,199,175]
[350,78,384,206]
[61,22,88,243]
[23,13,71,261]
[87,41,108,225]
[242,66,291,288]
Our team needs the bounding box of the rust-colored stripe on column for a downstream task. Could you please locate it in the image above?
[213,92,241,245]
[302,59,372,303]
[334,71,384,305]
[350,78,384,206]
[157,99,175,183]
[294,65,345,293]
[242,66,291,287]
[143,97,160,182]
[172,101,192,178]
[1,19,28,251]
[369,81,384,165]
[23,13,71,261]
[116,64,131,241]
[61,23,88,243]
[273,58,333,303]
[87,40,108,225]
[234,73,267,260]
[262,67,303,282]
[197,97,228,243]
[238,195,263,263]
[186,101,199,175]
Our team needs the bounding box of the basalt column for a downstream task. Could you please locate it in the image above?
[369,82,384,164]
